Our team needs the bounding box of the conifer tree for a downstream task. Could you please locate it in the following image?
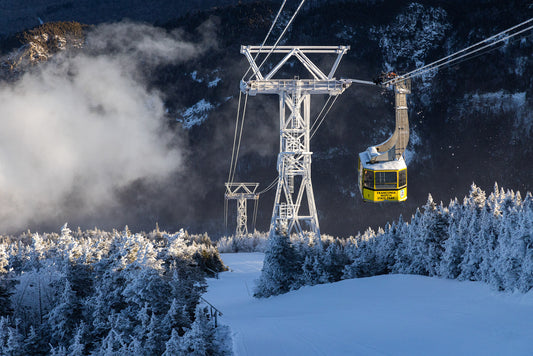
[6,325,23,356]
[376,218,404,274]
[420,197,449,276]
[144,313,164,355]
[254,227,301,297]
[46,279,82,345]
[162,298,189,335]
[24,325,46,355]
[49,345,68,356]
[394,209,423,274]
[517,194,533,292]
[67,325,85,356]
[0,276,13,317]
[495,207,523,290]
[180,306,213,356]
[163,328,185,356]
[301,255,318,285]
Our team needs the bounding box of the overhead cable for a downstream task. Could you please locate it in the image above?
[407,22,533,81]
[230,93,249,183]
[257,177,279,195]
[386,18,533,84]
[248,0,307,82]
[227,91,243,183]
[242,0,288,82]
[310,96,332,132]
[311,95,340,139]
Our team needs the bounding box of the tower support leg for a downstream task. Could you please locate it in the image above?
[270,89,321,243]
[236,197,248,237]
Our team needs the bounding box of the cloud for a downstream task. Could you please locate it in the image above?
[87,21,216,66]
[0,20,215,233]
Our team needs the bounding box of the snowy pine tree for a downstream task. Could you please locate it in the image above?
[180,324,206,356]
[162,298,190,335]
[439,201,467,279]
[144,313,164,355]
[67,325,85,356]
[163,328,185,356]
[6,325,23,356]
[45,279,82,345]
[419,196,449,276]
[180,305,215,356]
[517,193,533,292]
[24,325,47,355]
[254,227,301,297]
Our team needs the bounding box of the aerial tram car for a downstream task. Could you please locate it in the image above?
[358,75,411,203]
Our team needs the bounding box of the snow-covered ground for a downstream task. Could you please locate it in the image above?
[206,253,533,356]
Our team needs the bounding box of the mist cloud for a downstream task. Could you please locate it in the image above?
[0,20,215,233]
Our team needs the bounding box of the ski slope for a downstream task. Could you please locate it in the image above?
[205,253,533,356]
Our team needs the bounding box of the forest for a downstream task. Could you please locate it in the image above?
[0,182,531,354]
[0,226,230,355]
[231,183,533,297]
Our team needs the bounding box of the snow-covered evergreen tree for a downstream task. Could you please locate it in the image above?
[23,325,45,355]
[67,325,85,356]
[0,276,13,317]
[180,305,217,356]
[517,193,533,292]
[439,199,467,279]
[46,279,82,345]
[162,298,190,335]
[144,313,164,355]
[4,325,23,356]
[163,328,184,356]
[254,227,302,297]
[394,208,424,274]
[301,255,318,285]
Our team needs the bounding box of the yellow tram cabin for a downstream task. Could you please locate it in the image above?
[358,149,407,203]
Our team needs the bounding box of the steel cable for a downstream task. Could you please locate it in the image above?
[247,0,307,82]
[386,19,533,84]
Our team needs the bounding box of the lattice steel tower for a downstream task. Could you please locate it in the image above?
[240,46,353,239]
[225,182,259,237]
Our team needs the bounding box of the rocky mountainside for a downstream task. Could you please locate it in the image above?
[0,0,262,37]
[0,0,531,237]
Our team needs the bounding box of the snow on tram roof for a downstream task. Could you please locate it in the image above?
[359,150,406,170]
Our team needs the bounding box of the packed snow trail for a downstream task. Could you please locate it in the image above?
[205,253,533,356]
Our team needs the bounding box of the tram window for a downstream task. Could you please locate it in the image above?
[399,169,407,187]
[375,171,397,189]
[363,170,374,188]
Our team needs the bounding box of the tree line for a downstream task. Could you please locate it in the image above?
[248,183,533,297]
[0,225,230,355]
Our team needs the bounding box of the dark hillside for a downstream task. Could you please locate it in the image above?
[0,0,531,237]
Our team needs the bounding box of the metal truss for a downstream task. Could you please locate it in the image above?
[225,183,259,237]
[240,45,352,240]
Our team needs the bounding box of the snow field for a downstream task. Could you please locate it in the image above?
[206,253,533,356]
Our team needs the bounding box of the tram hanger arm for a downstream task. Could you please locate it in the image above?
[343,78,377,86]
[343,76,409,88]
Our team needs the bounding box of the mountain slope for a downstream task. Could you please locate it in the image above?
[206,253,533,356]
[0,1,531,236]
